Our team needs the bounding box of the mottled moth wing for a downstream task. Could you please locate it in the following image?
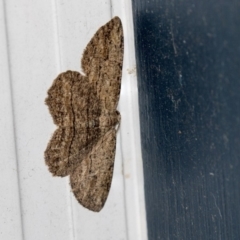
[45,16,123,211]
[70,129,117,212]
[45,71,102,176]
[82,16,124,112]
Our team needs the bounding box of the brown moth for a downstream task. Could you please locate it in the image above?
[44,17,124,212]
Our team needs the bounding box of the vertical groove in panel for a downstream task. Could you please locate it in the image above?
[2,0,24,239]
[119,140,130,240]
[51,0,62,71]
[109,0,113,18]
[51,0,75,239]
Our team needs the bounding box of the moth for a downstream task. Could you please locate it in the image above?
[44,17,124,212]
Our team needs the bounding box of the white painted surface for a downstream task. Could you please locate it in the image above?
[0,0,147,239]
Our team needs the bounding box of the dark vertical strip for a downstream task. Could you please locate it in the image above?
[132,0,240,239]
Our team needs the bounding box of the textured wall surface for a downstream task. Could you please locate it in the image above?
[132,0,240,239]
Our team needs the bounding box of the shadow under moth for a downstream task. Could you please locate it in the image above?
[44,17,124,212]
